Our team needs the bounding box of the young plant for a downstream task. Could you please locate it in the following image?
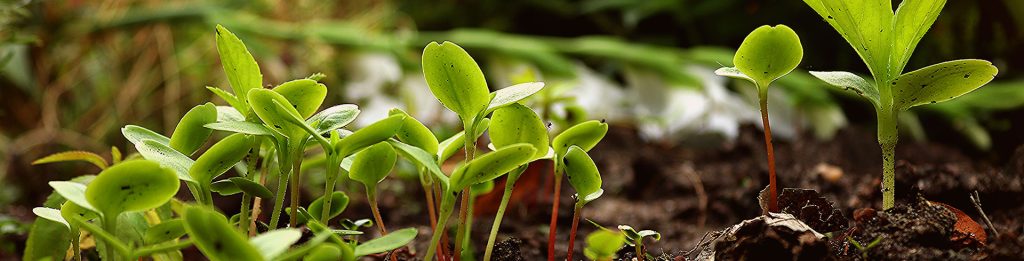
[349,142,399,235]
[549,120,608,261]
[563,145,604,261]
[617,225,661,261]
[803,0,998,209]
[583,229,626,261]
[715,24,803,213]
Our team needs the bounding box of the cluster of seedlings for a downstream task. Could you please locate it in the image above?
[24,0,999,260]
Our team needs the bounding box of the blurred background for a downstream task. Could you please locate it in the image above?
[1,0,1023,257]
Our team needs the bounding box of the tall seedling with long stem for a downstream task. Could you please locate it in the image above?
[548,120,608,260]
[715,24,803,213]
[803,0,997,209]
[563,145,604,261]
[350,142,399,235]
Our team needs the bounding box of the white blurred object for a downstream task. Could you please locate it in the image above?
[344,52,457,127]
[569,64,628,122]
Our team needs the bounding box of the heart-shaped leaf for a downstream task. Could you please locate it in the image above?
[228,177,273,199]
[353,227,417,257]
[450,144,536,191]
[183,206,263,261]
[205,121,275,136]
[486,82,545,113]
[563,146,603,204]
[122,125,170,147]
[308,191,349,222]
[32,151,108,170]
[722,24,803,88]
[336,114,405,157]
[215,25,262,112]
[349,142,397,186]
[809,71,880,107]
[251,228,302,260]
[422,41,491,122]
[190,134,253,184]
[552,120,608,159]
[48,181,96,213]
[490,103,549,159]
[804,0,893,79]
[134,139,196,182]
[307,104,360,135]
[892,59,998,111]
[144,219,185,244]
[170,103,218,155]
[389,108,439,155]
[272,79,327,119]
[33,207,69,230]
[85,160,179,216]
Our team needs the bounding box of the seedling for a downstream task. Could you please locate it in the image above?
[563,145,605,261]
[549,120,608,261]
[715,24,803,213]
[803,0,997,209]
[350,142,399,235]
[618,225,661,261]
[583,229,626,261]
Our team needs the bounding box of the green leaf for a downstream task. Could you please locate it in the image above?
[207,87,247,115]
[803,0,893,80]
[216,25,262,112]
[216,105,246,122]
[307,104,360,135]
[421,41,491,122]
[583,229,626,261]
[726,24,803,88]
[892,59,998,111]
[891,0,947,76]
[486,82,545,113]
[205,121,276,136]
[490,103,549,159]
[387,140,448,186]
[210,179,242,196]
[145,219,186,244]
[60,201,98,222]
[308,191,349,221]
[23,217,71,261]
[389,108,439,155]
[349,142,397,186]
[450,144,536,191]
[353,227,417,257]
[122,125,171,147]
[134,139,196,182]
[809,71,880,107]
[248,88,306,138]
[564,146,603,204]
[273,79,328,119]
[437,118,489,163]
[32,150,108,170]
[170,103,218,155]
[616,225,660,243]
[713,67,754,83]
[49,181,96,213]
[190,133,253,184]
[251,228,302,260]
[86,160,179,216]
[336,114,406,157]
[183,206,264,261]
[229,177,274,199]
[32,207,69,230]
[304,245,346,261]
[552,120,609,158]
[470,180,495,196]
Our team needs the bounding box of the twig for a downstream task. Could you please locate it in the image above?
[969,190,999,237]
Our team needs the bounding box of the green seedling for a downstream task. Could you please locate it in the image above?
[190,133,254,206]
[421,41,544,261]
[308,191,350,224]
[715,24,803,213]
[548,120,608,261]
[617,225,661,261]
[349,142,398,235]
[170,103,218,156]
[563,145,604,261]
[847,236,884,259]
[583,229,626,261]
[85,160,180,260]
[482,103,550,261]
[803,0,998,209]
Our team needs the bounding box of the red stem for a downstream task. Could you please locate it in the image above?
[548,174,563,261]
[566,205,582,261]
[759,99,778,213]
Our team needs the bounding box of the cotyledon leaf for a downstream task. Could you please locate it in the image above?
[809,71,880,107]
[490,103,549,159]
[85,160,180,216]
[122,125,171,147]
[228,177,273,199]
[190,134,253,184]
[210,179,242,196]
[485,82,545,113]
[247,88,306,138]
[215,25,262,111]
[336,114,405,157]
[353,227,418,257]
[272,79,327,119]
[135,139,195,182]
[729,24,803,88]
[170,103,218,156]
[308,104,360,135]
[450,144,536,191]
[183,206,263,261]
[349,142,397,186]
[49,181,96,213]
[563,145,603,204]
[215,105,245,122]
[307,191,349,221]
[388,140,447,185]
[32,207,69,230]
[892,59,998,111]
[205,121,275,136]
[251,228,302,260]
[144,219,185,244]
[389,108,439,155]
[421,41,492,122]
[583,229,626,260]
[552,120,609,158]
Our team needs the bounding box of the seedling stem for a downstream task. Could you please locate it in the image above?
[566,202,584,261]
[757,89,778,213]
[483,166,528,261]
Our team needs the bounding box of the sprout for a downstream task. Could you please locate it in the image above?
[349,142,398,235]
[803,0,998,209]
[549,120,608,260]
[715,24,803,213]
[563,145,604,261]
[583,229,626,261]
[618,225,661,261]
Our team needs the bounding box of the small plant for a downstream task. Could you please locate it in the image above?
[715,24,803,213]
[803,0,998,209]
[548,120,609,260]
[618,225,662,261]
[563,144,605,261]
[583,229,626,261]
[847,236,883,259]
[349,141,399,235]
